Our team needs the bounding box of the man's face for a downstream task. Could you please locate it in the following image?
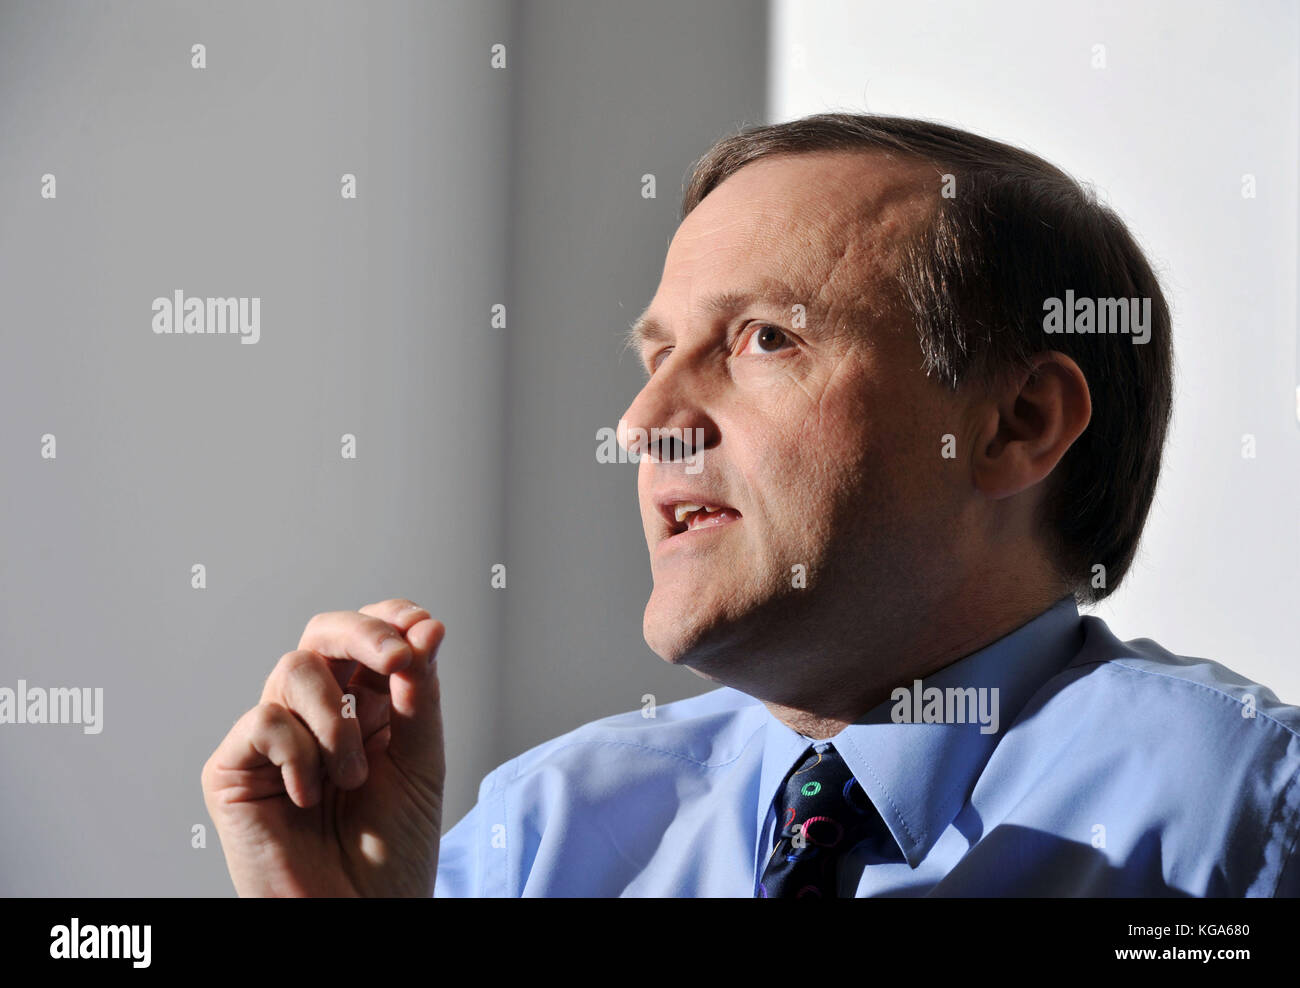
[621,151,972,689]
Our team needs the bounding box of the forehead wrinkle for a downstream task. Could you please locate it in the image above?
[629,152,934,355]
[801,166,935,339]
[625,217,773,355]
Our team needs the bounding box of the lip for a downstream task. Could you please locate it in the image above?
[655,514,740,553]
[651,488,742,546]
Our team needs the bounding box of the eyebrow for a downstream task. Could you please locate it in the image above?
[623,283,826,362]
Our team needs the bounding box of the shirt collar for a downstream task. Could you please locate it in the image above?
[757,595,1084,868]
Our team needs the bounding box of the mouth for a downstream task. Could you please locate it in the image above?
[655,494,743,544]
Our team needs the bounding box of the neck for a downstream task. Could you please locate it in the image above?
[759,577,1070,740]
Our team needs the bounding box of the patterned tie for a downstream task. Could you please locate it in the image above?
[758,743,883,898]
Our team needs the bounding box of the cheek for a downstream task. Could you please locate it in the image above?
[793,385,925,522]
[739,378,875,511]
[747,421,857,549]
[855,395,968,545]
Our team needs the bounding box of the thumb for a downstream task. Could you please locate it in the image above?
[386,617,446,787]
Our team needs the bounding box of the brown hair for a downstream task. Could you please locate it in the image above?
[682,113,1173,605]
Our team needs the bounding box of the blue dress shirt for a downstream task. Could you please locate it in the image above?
[434,596,1300,896]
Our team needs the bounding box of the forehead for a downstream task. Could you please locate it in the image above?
[656,150,931,321]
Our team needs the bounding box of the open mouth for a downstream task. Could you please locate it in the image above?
[664,501,742,537]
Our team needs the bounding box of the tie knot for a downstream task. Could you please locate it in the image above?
[778,744,876,842]
[759,744,883,897]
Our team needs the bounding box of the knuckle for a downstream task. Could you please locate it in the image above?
[251,701,289,733]
[200,755,230,798]
[280,649,322,684]
[302,610,341,637]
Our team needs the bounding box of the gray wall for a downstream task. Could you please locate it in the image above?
[0,0,766,895]
[495,0,768,769]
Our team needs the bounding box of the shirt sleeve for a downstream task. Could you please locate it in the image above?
[1267,760,1300,897]
[433,798,483,897]
[434,762,515,897]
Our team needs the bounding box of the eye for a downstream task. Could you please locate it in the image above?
[648,346,673,373]
[740,324,792,356]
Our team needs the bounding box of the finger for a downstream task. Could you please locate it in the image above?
[348,601,431,693]
[347,662,392,696]
[358,599,432,633]
[297,610,414,676]
[406,617,445,670]
[348,600,432,694]
[211,702,323,809]
[386,618,446,782]
[262,650,368,789]
[341,671,392,739]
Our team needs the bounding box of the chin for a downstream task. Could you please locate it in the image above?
[642,591,748,671]
[643,616,693,666]
[643,595,708,666]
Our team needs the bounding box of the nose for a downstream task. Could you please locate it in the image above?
[618,359,720,465]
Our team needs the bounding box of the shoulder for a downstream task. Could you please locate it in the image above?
[991,615,1300,894]
[1052,615,1300,745]
[1022,615,1300,849]
[474,685,766,798]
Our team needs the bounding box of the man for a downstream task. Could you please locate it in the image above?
[201,114,1300,897]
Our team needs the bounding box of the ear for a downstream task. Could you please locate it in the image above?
[971,351,1092,500]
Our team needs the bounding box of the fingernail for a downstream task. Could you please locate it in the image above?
[379,635,407,658]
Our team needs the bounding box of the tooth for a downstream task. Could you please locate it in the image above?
[674,502,704,523]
